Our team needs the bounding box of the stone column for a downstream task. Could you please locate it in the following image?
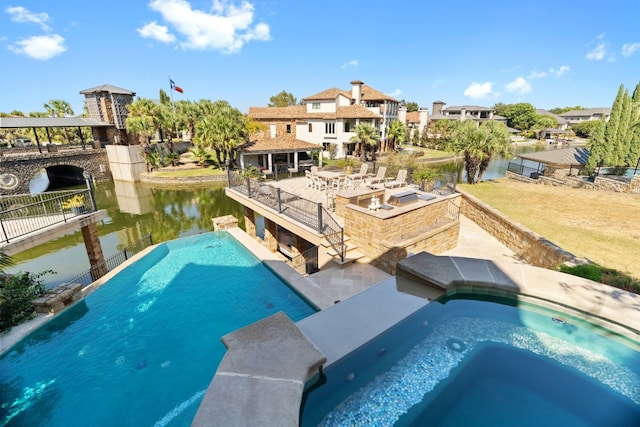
[212,215,239,231]
[292,235,310,273]
[264,219,278,252]
[244,208,256,238]
[81,223,107,281]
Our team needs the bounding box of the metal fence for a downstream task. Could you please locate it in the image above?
[0,188,96,243]
[227,172,344,261]
[285,245,319,275]
[507,161,541,179]
[68,234,154,287]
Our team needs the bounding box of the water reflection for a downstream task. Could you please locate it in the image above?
[6,181,245,288]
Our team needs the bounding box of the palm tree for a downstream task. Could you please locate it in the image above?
[385,120,406,153]
[125,115,155,170]
[194,101,246,169]
[44,99,74,143]
[476,121,511,182]
[349,123,380,161]
[451,120,510,184]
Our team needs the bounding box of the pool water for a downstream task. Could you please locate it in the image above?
[0,231,316,426]
[300,296,640,426]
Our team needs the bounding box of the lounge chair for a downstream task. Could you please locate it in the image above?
[367,166,388,185]
[351,163,369,180]
[384,169,408,188]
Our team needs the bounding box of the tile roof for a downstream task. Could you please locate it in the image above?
[238,134,321,153]
[517,146,590,166]
[303,88,351,101]
[444,105,493,111]
[79,84,136,95]
[536,109,567,124]
[559,108,611,117]
[302,84,399,103]
[406,112,420,123]
[248,104,381,121]
[0,117,112,128]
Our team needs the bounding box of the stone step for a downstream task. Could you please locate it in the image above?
[325,242,357,257]
[331,250,366,266]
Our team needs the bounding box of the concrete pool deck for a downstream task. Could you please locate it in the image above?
[194,218,640,426]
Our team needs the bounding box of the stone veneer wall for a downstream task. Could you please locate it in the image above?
[343,195,460,274]
[506,171,640,194]
[458,189,577,269]
[139,173,228,186]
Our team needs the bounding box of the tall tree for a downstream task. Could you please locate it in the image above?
[349,123,379,161]
[385,120,406,152]
[628,81,640,166]
[502,103,537,130]
[44,99,74,143]
[585,116,607,173]
[400,100,419,112]
[268,91,297,107]
[603,84,625,165]
[451,120,510,184]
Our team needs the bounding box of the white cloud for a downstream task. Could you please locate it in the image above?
[505,77,531,94]
[137,21,176,43]
[550,65,570,77]
[6,6,51,31]
[527,70,547,79]
[463,82,492,99]
[341,59,358,69]
[144,0,271,54]
[622,42,640,57]
[586,33,608,61]
[8,34,66,60]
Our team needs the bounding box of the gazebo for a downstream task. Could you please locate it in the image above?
[511,146,590,179]
[237,135,323,177]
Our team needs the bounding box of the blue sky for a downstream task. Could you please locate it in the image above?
[1,0,640,116]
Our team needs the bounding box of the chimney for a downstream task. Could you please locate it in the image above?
[351,80,364,105]
[432,101,445,115]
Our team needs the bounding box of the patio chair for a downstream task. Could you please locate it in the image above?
[305,170,314,187]
[331,176,346,192]
[313,176,327,191]
[384,169,408,189]
[367,166,388,185]
[352,163,369,179]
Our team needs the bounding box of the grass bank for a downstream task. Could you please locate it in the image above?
[459,178,640,280]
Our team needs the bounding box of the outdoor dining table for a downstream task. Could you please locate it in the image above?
[313,170,344,190]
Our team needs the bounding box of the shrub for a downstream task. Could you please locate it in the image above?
[0,271,50,333]
[558,264,640,294]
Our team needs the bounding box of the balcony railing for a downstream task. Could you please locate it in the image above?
[227,172,345,262]
[0,188,97,244]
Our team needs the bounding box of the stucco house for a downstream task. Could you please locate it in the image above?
[428,101,507,125]
[247,80,400,159]
[558,108,611,124]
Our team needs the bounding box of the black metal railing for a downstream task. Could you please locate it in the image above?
[227,172,345,261]
[446,199,461,221]
[507,161,541,179]
[0,188,97,243]
[68,234,154,287]
[285,245,319,275]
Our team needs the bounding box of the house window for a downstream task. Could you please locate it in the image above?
[270,124,276,138]
[344,122,350,132]
[325,122,335,134]
[312,103,320,110]
[308,123,313,132]
[286,124,291,134]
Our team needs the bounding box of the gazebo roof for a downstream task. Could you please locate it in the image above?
[0,117,112,128]
[517,146,590,167]
[238,135,321,154]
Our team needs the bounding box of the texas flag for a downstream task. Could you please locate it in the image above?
[170,79,183,94]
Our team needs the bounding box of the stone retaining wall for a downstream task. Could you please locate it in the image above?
[458,189,578,269]
[506,170,640,193]
[140,172,228,186]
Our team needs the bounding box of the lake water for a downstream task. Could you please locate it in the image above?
[4,143,551,287]
[5,181,245,288]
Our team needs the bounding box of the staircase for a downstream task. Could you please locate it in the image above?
[320,235,367,267]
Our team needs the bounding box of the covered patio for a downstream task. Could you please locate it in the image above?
[237,135,323,179]
[507,146,590,179]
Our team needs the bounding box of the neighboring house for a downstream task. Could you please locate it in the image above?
[558,108,611,124]
[427,101,507,125]
[536,109,568,130]
[247,80,399,158]
[397,106,428,140]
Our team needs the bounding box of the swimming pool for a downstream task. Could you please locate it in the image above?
[0,231,316,426]
[300,295,640,426]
